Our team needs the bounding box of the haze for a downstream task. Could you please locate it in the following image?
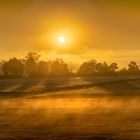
[0,0,140,66]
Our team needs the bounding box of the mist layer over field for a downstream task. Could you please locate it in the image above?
[0,77,140,139]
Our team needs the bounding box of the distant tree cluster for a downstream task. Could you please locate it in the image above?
[77,59,118,76]
[78,59,140,76]
[0,52,70,78]
[0,52,140,78]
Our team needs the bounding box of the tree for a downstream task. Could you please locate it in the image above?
[109,63,118,73]
[128,61,139,74]
[101,62,110,74]
[50,59,69,76]
[38,61,50,76]
[0,60,5,76]
[96,62,110,75]
[78,60,119,76]
[96,62,103,73]
[24,52,40,77]
[2,58,24,77]
[119,67,128,75]
[78,59,97,76]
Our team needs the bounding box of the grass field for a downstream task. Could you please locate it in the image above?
[0,76,140,140]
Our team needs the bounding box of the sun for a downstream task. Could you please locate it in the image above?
[58,36,65,44]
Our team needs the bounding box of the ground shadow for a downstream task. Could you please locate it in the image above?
[0,77,140,99]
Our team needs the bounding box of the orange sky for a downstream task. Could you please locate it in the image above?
[0,0,140,67]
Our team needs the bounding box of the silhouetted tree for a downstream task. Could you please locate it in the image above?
[128,61,139,74]
[119,67,128,75]
[24,52,40,77]
[96,62,103,73]
[78,59,97,76]
[101,62,110,74]
[50,59,69,76]
[78,60,119,76]
[37,61,50,76]
[2,58,24,78]
[96,62,112,74]
[109,63,118,73]
[1,52,140,78]
[0,60,5,76]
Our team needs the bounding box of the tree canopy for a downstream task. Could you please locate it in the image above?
[0,52,140,78]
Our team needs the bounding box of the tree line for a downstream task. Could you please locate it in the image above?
[0,52,140,78]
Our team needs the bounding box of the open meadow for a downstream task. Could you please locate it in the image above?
[0,76,140,139]
[1,0,140,139]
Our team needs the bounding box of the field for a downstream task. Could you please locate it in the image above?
[0,76,140,140]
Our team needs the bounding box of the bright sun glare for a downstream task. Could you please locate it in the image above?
[58,36,65,44]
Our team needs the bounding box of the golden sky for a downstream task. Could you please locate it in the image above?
[0,0,140,66]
